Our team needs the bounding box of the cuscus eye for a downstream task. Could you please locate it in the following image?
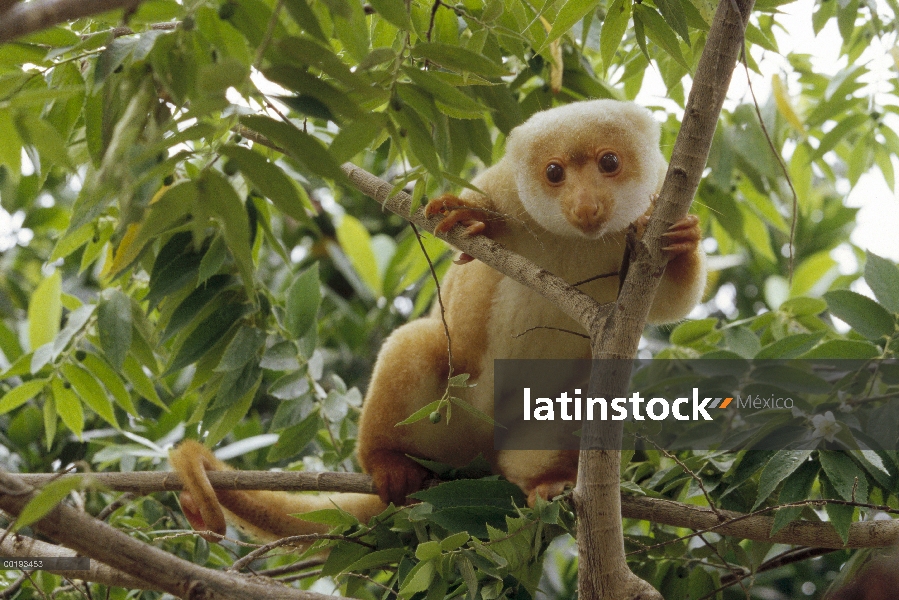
[545,162,565,184]
[598,152,620,174]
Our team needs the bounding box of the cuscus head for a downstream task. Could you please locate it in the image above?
[505,99,667,239]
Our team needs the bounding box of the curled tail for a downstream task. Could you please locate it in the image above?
[169,440,387,545]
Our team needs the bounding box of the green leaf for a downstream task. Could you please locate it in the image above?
[400,560,436,597]
[811,112,868,160]
[633,5,689,69]
[415,540,441,561]
[410,43,508,78]
[754,450,814,510]
[198,171,256,300]
[395,400,443,426]
[800,340,881,359]
[864,251,899,313]
[81,353,137,416]
[146,232,204,310]
[61,363,118,428]
[820,475,853,545]
[751,364,830,394]
[0,379,48,415]
[600,0,631,71]
[108,183,196,278]
[215,326,267,372]
[335,215,382,297]
[15,474,85,530]
[344,548,407,572]
[167,301,251,374]
[369,0,411,28]
[163,275,234,341]
[322,541,370,577]
[669,318,717,345]
[284,263,323,339]
[780,297,827,316]
[756,332,825,359]
[97,289,132,370]
[28,271,62,351]
[283,0,328,42]
[770,458,819,536]
[819,450,867,502]
[330,115,388,162]
[239,114,346,181]
[411,479,526,509]
[15,112,73,171]
[268,371,310,400]
[393,108,442,176]
[205,372,260,446]
[824,290,895,340]
[276,36,367,90]
[122,354,165,410]
[219,145,311,223]
[790,251,837,297]
[0,110,23,180]
[267,411,321,461]
[654,0,690,45]
[541,0,601,51]
[402,68,487,120]
[440,531,471,551]
[52,378,84,439]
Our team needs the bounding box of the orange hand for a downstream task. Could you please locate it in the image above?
[424,194,494,236]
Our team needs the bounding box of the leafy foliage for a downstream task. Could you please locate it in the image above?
[0,0,898,598]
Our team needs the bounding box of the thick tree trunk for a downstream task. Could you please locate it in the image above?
[575,0,756,598]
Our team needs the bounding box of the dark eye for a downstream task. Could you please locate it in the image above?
[545,162,565,184]
[598,152,620,174]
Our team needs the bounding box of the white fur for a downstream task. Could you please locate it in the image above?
[504,99,667,239]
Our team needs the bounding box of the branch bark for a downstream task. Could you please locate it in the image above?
[17,471,899,549]
[0,0,19,16]
[0,531,156,591]
[0,470,335,600]
[0,0,145,43]
[575,1,756,598]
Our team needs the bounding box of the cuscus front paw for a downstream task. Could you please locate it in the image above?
[424,194,493,236]
[661,214,700,256]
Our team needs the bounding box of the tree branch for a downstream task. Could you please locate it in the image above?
[0,0,19,15]
[16,471,899,549]
[0,531,156,591]
[0,470,335,600]
[0,0,145,43]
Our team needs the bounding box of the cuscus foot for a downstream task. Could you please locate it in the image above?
[369,454,430,506]
[661,214,700,256]
[527,479,574,507]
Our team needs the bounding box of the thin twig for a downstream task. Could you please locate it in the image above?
[697,534,749,597]
[410,222,456,381]
[257,558,327,578]
[0,0,145,43]
[572,270,620,287]
[741,51,799,282]
[635,435,724,521]
[511,325,589,340]
[699,546,837,599]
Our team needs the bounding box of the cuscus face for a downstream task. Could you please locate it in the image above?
[505,100,667,239]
